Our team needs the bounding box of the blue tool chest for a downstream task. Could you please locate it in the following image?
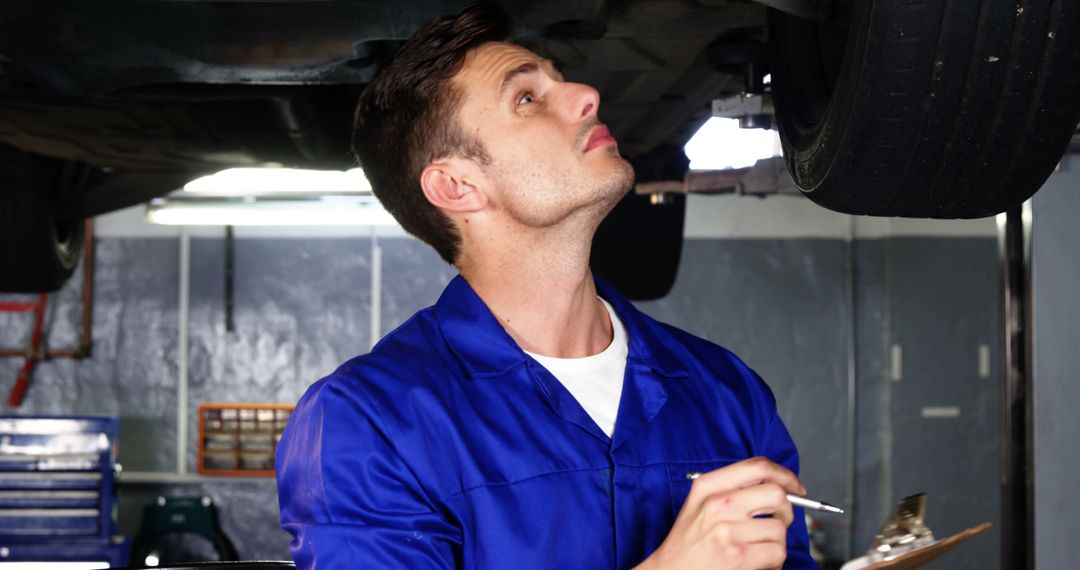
[0,416,129,566]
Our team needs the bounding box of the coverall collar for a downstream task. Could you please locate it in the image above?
[433,275,689,380]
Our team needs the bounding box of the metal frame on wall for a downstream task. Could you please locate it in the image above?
[999,202,1034,570]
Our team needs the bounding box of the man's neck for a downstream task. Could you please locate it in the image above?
[458,227,613,359]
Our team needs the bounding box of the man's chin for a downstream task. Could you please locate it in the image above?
[585,162,634,222]
[601,157,636,201]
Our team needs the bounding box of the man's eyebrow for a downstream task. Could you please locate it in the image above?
[496,59,561,99]
[498,61,540,99]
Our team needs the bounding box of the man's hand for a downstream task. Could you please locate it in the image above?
[636,457,805,570]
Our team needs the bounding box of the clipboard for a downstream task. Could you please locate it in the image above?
[841,493,992,570]
[848,522,992,569]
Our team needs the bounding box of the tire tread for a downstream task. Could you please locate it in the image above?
[771,0,1080,218]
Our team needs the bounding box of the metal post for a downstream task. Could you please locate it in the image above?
[177,227,190,475]
[79,218,95,357]
[999,203,1033,570]
[844,215,857,559]
[225,225,235,333]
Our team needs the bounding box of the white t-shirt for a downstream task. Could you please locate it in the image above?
[525,299,628,438]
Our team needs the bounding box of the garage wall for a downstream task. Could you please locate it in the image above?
[0,196,1004,566]
[1032,154,1080,568]
[637,238,853,559]
[0,239,181,468]
[637,235,1002,568]
[873,237,1001,569]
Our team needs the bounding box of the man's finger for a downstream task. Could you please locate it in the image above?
[701,483,794,527]
[729,518,788,544]
[686,457,804,507]
[743,541,788,569]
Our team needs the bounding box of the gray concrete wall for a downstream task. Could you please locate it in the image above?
[0,239,181,471]
[0,229,1003,566]
[1032,154,1080,569]
[880,238,1001,569]
[637,239,854,562]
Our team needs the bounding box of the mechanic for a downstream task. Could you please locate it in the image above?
[275,2,816,568]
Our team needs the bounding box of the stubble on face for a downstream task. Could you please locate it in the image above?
[479,117,636,230]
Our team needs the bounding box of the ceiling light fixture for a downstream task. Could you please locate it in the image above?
[145,167,398,227]
[182,167,372,195]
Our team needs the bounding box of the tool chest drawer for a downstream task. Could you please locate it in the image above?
[0,417,118,542]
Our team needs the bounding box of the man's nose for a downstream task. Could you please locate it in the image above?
[560,82,600,122]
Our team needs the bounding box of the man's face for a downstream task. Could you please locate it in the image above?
[451,42,634,228]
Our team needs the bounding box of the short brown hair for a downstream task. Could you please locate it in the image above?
[351,2,513,264]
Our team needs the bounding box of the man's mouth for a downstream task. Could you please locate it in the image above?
[584,125,616,153]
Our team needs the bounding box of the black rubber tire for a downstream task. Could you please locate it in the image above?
[591,191,685,301]
[591,144,687,301]
[0,145,87,292]
[768,0,1080,218]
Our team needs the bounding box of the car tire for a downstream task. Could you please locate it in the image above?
[592,191,686,301]
[0,145,87,292]
[768,0,1080,218]
[591,144,687,301]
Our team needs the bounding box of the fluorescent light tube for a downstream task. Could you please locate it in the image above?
[183,167,372,195]
[145,167,398,227]
[146,195,398,227]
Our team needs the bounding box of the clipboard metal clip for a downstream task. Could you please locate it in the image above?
[868,493,936,562]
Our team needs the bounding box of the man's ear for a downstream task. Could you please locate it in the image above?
[419,159,487,214]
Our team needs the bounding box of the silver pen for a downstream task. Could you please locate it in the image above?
[785,493,845,514]
[686,471,845,515]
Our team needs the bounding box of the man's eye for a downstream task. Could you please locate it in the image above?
[517,92,536,106]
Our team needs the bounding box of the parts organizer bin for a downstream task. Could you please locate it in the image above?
[0,416,128,566]
[198,403,293,476]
